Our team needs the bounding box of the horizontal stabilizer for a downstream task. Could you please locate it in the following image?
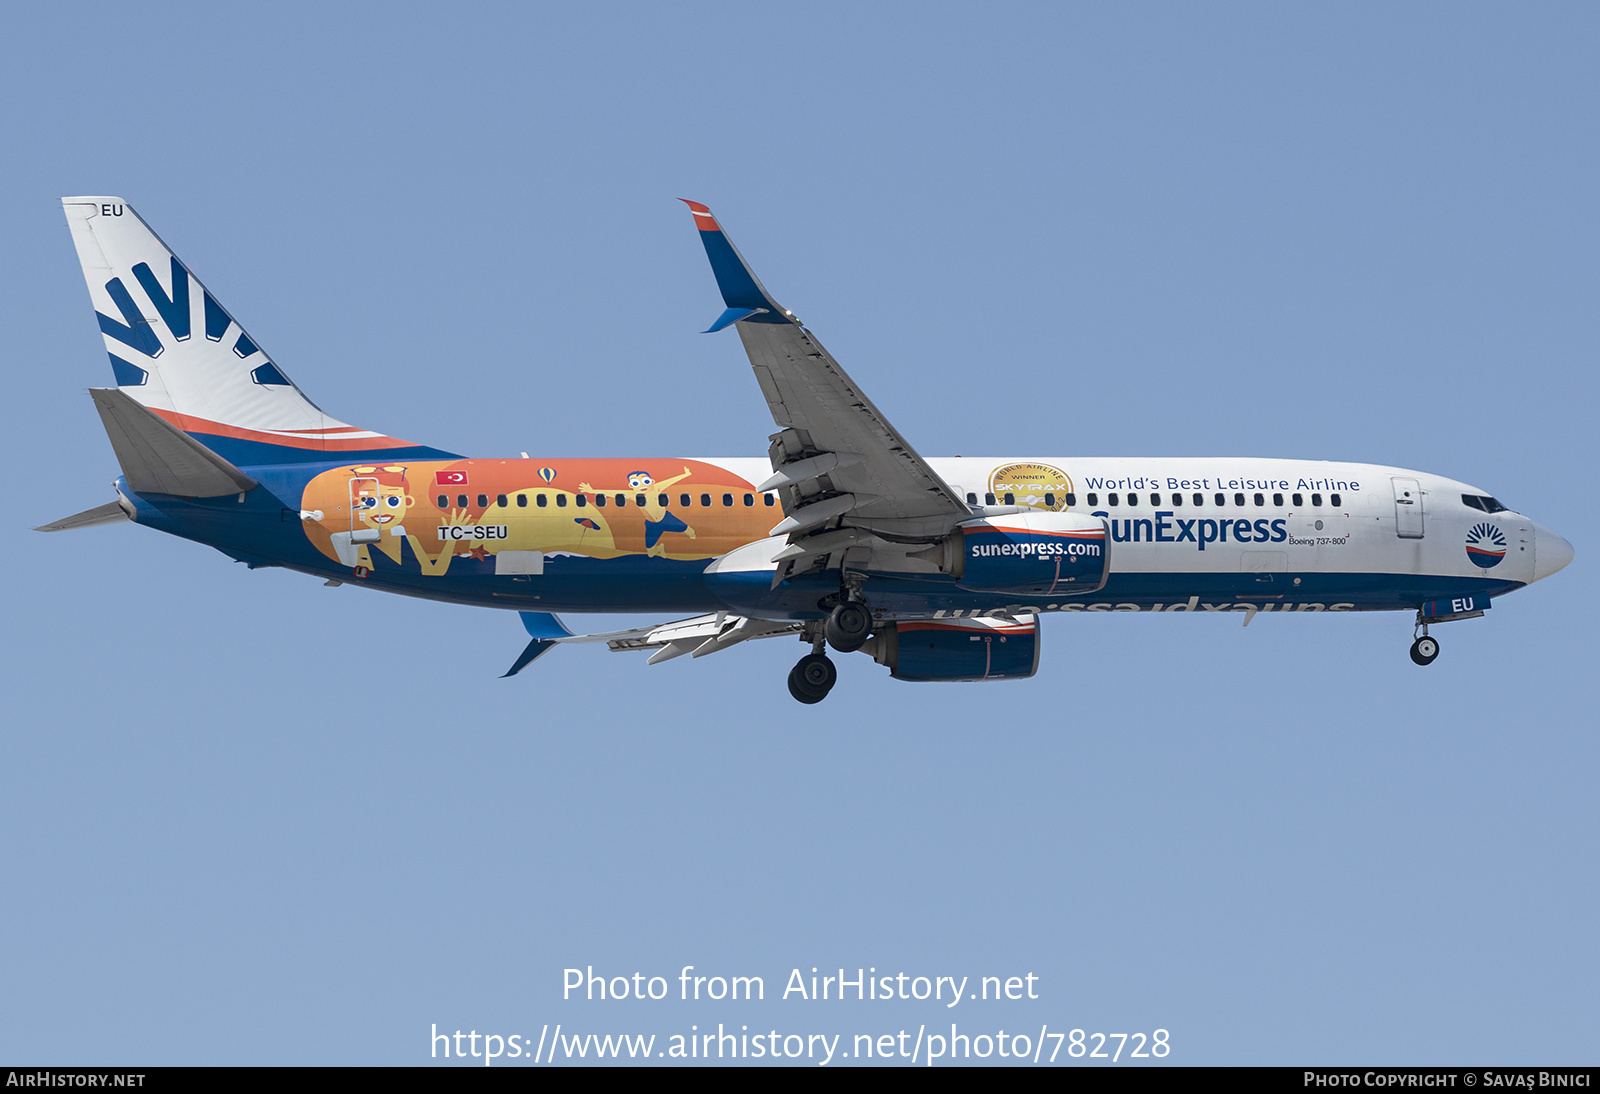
[91,387,258,497]
[34,498,133,533]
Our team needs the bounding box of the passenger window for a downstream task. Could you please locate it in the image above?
[537,494,548,508]
[700,494,711,507]
[637,493,647,506]
[556,494,567,508]
[594,493,606,507]
[1171,493,1182,506]
[966,492,977,505]
[1086,492,1098,506]
[1331,493,1342,507]
[517,494,527,507]
[1193,493,1203,507]
[475,494,486,508]
[1233,492,1245,506]
[722,493,733,507]
[764,494,776,506]
[1065,492,1077,506]
[497,494,508,508]
[615,493,626,506]
[576,494,587,507]
[1107,493,1119,506]
[1291,493,1303,507]
[457,494,469,508]
[1150,493,1160,506]
[1214,492,1225,506]
[985,493,996,505]
[743,493,754,506]
[1273,493,1284,506]
[680,494,691,507]
[436,494,447,508]
[1127,493,1138,506]
[1254,493,1265,507]
[1311,493,1322,507]
[658,493,668,506]
[1003,493,1015,505]
[1045,493,1055,507]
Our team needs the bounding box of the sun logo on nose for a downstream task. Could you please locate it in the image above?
[1465,522,1507,569]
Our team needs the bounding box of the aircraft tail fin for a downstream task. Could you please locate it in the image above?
[61,197,457,467]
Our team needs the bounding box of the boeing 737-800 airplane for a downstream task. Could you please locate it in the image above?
[40,198,1574,702]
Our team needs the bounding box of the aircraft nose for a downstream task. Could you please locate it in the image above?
[1533,523,1574,583]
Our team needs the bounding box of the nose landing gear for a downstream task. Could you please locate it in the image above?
[1410,613,1440,666]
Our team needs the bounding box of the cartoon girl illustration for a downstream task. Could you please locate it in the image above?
[579,466,697,557]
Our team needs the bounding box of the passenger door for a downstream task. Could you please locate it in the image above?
[1392,477,1424,539]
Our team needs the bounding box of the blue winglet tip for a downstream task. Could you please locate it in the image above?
[503,637,557,677]
[519,611,573,640]
[703,306,767,333]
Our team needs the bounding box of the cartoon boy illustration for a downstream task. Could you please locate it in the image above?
[579,466,697,557]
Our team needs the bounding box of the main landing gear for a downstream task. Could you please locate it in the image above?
[824,600,872,653]
[1410,614,1440,666]
[787,652,837,704]
[788,591,873,703]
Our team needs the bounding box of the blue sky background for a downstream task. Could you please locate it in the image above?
[1,1,1594,1066]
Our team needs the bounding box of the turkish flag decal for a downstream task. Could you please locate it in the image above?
[434,469,469,486]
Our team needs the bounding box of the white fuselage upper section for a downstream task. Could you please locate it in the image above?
[693,455,1561,587]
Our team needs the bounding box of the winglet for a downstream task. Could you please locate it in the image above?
[502,611,575,677]
[519,611,574,640]
[680,199,791,331]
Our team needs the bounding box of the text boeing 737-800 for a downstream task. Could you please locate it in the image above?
[39,197,1574,702]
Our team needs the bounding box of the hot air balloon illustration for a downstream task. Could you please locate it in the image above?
[538,467,557,484]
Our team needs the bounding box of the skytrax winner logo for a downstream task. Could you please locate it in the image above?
[1465,522,1508,569]
[989,463,1073,511]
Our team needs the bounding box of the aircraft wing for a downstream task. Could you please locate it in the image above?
[503,611,804,676]
[683,202,971,560]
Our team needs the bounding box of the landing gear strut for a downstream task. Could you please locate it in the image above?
[788,652,837,704]
[1410,615,1440,666]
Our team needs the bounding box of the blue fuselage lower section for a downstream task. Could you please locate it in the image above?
[118,456,1529,623]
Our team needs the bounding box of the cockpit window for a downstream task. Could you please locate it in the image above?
[1463,494,1508,514]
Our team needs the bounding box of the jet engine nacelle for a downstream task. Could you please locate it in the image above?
[862,615,1040,682]
[918,512,1109,595]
